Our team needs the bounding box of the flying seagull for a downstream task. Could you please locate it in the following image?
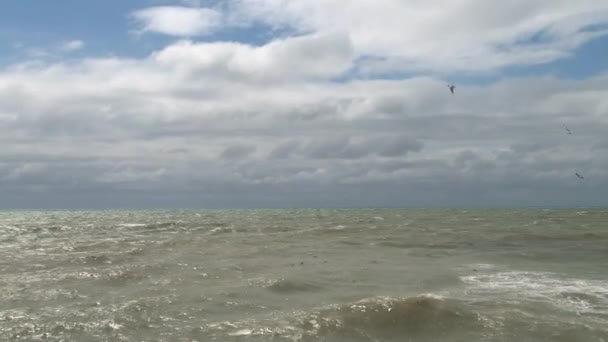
[575,172,585,179]
[563,125,572,135]
[447,84,455,94]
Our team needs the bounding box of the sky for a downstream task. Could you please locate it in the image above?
[1,0,608,209]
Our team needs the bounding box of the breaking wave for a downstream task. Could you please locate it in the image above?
[295,295,484,341]
[201,295,486,341]
[461,271,608,316]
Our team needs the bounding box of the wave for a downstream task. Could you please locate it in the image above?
[198,290,608,341]
[295,295,483,341]
[200,295,486,341]
[117,223,146,228]
[142,222,178,230]
[118,221,184,232]
[461,271,608,316]
[502,232,608,243]
[74,254,113,266]
[266,279,323,294]
[377,240,471,250]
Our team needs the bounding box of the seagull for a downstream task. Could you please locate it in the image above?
[575,172,585,179]
[447,84,455,94]
[563,125,572,135]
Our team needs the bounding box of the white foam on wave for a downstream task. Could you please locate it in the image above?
[118,223,146,227]
[229,328,253,336]
[461,271,608,315]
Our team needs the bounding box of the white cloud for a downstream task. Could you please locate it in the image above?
[130,1,608,72]
[61,40,85,51]
[228,0,608,72]
[152,32,353,81]
[132,6,222,36]
[2,2,608,207]
[1,37,607,207]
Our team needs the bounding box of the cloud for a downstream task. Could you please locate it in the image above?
[131,6,222,36]
[221,144,257,159]
[269,140,299,159]
[152,32,353,81]
[303,136,368,159]
[61,40,84,51]
[131,1,608,73]
[1,3,608,207]
[373,136,424,157]
[97,166,167,184]
[295,135,423,160]
[228,0,608,72]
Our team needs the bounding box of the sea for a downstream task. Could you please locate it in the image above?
[1,209,607,341]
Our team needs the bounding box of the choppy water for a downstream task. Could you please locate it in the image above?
[1,209,608,341]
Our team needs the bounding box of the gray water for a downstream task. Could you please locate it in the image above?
[1,209,607,341]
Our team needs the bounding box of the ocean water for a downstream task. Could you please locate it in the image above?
[1,209,607,341]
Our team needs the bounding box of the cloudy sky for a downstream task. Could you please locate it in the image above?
[1,0,608,209]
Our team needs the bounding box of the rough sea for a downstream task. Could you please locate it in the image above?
[1,209,607,341]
